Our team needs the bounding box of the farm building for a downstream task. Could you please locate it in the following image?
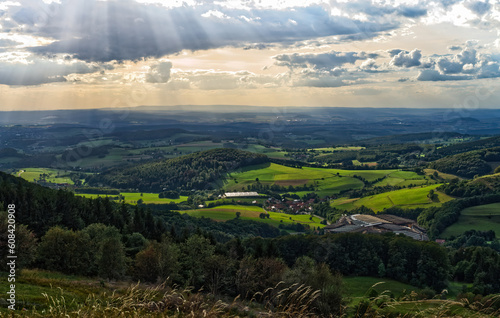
[224,192,260,198]
[324,214,428,241]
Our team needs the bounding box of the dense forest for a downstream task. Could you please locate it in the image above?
[0,171,280,240]
[87,148,268,192]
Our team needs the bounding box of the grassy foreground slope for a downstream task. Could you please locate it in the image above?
[1,269,493,317]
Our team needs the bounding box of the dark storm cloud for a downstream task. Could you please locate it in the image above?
[2,0,398,62]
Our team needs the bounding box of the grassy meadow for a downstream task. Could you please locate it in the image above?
[178,204,325,228]
[331,184,454,212]
[77,192,188,204]
[13,168,77,184]
[344,276,418,302]
[441,203,500,238]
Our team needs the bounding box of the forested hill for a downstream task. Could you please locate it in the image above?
[436,135,500,156]
[429,146,500,178]
[87,148,269,192]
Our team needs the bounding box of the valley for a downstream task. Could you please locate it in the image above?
[1,107,500,317]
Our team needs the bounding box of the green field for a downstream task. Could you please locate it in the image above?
[352,160,378,167]
[377,300,481,317]
[205,197,267,206]
[13,168,78,185]
[343,277,479,317]
[178,204,325,228]
[344,276,419,300]
[373,170,433,187]
[77,192,188,204]
[225,163,428,198]
[332,184,454,212]
[243,144,288,158]
[424,168,462,181]
[441,203,500,238]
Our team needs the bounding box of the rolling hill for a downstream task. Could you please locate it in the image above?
[429,147,500,178]
[87,148,269,192]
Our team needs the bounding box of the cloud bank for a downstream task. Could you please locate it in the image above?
[0,0,397,62]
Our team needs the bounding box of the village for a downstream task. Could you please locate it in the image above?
[224,192,429,241]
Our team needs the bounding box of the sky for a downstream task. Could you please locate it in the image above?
[0,0,499,110]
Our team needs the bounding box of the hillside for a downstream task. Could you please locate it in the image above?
[428,147,500,178]
[436,135,500,156]
[87,148,269,192]
[331,184,453,212]
[472,172,500,189]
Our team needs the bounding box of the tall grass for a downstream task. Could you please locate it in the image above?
[2,280,499,317]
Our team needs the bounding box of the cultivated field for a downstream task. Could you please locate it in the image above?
[225,163,431,198]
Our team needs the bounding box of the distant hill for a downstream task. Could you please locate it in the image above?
[0,148,24,158]
[429,147,500,178]
[105,128,190,141]
[436,135,500,156]
[356,132,467,145]
[87,148,269,192]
